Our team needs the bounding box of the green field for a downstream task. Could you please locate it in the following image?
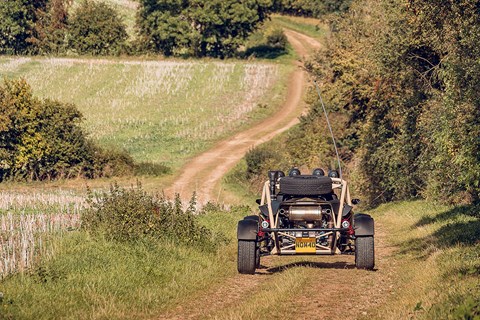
[0,57,290,170]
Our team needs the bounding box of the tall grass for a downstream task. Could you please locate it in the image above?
[0,191,84,279]
[0,212,80,278]
[0,191,85,213]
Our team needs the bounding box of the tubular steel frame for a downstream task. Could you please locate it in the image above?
[259,178,352,255]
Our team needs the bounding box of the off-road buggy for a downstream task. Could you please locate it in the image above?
[237,168,375,274]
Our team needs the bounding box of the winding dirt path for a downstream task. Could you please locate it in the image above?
[165,30,319,204]
[158,29,397,320]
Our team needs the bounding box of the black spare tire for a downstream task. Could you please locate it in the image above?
[279,175,332,195]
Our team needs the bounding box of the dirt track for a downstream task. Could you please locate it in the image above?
[165,30,316,204]
[159,30,396,320]
[158,224,395,320]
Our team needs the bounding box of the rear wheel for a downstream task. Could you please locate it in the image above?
[255,246,260,268]
[238,240,257,274]
[355,236,375,270]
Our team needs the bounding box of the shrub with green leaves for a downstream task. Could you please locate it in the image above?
[0,78,134,181]
[67,0,127,55]
[83,183,219,246]
[265,27,287,49]
[245,145,282,179]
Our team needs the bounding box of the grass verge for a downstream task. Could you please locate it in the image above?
[366,201,480,319]
[1,192,478,319]
[0,205,249,319]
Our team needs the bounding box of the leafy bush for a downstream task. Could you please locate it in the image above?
[0,78,134,181]
[86,145,135,178]
[82,183,218,245]
[265,27,288,49]
[67,0,127,55]
[245,145,282,179]
[134,162,170,176]
[243,27,288,59]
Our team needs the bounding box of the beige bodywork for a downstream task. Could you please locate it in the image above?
[259,177,352,255]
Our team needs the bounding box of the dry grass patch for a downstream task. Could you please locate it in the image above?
[0,191,84,278]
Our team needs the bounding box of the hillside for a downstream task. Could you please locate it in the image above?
[0,57,289,171]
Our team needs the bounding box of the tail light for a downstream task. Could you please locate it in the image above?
[342,218,354,235]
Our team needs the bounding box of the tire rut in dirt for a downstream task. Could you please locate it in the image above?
[157,263,271,320]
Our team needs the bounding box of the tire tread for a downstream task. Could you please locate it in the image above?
[238,240,256,274]
[355,236,375,270]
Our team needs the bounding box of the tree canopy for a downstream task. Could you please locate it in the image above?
[137,0,272,57]
[306,0,480,205]
[0,0,47,54]
[67,0,128,55]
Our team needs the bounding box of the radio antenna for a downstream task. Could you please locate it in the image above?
[313,80,343,179]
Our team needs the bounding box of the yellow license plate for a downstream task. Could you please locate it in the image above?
[295,238,316,253]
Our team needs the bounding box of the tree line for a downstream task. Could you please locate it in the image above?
[0,0,128,55]
[0,0,348,58]
[272,0,351,17]
[245,0,480,207]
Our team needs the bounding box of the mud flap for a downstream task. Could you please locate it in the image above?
[237,219,258,240]
[354,213,374,236]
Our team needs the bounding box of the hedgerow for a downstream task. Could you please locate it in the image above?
[271,0,351,17]
[244,0,480,208]
[0,0,127,55]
